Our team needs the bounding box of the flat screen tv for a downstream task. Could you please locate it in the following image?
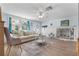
[61,20,69,26]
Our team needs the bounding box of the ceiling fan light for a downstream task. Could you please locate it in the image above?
[39,15,43,18]
[45,6,53,11]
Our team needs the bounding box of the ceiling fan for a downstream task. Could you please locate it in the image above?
[38,6,53,18]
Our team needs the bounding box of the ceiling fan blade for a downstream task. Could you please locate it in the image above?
[45,6,53,11]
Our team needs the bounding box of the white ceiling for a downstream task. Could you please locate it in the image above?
[0,3,78,21]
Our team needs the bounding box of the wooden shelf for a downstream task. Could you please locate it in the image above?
[56,28,74,40]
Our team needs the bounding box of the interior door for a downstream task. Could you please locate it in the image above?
[0,7,4,56]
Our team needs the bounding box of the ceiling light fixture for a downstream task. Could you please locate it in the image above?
[38,6,53,18]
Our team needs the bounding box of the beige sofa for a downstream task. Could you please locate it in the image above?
[12,30,39,42]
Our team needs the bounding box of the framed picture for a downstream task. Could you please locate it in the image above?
[61,20,69,26]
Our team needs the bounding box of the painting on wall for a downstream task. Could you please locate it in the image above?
[61,20,69,26]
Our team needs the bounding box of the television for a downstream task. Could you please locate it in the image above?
[61,20,69,26]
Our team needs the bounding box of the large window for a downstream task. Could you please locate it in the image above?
[11,17,20,34]
[11,17,31,34]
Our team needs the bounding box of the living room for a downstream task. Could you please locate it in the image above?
[0,3,79,56]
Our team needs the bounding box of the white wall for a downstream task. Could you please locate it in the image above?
[30,20,42,34]
[42,19,59,37]
[69,16,78,41]
[41,16,78,41]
